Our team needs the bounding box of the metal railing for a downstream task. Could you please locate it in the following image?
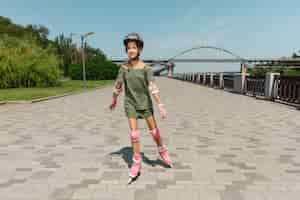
[246,76,265,97]
[171,72,300,108]
[223,75,234,90]
[213,75,220,88]
[205,74,210,86]
[273,75,300,104]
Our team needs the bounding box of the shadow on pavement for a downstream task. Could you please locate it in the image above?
[109,146,170,168]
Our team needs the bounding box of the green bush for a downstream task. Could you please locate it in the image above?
[0,35,61,88]
[69,59,119,80]
[69,64,82,80]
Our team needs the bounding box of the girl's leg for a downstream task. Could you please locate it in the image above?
[127,117,142,178]
[145,115,162,146]
[128,117,140,153]
[145,114,172,167]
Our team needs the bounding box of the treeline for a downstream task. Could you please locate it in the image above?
[248,50,300,76]
[0,16,119,89]
[248,66,300,77]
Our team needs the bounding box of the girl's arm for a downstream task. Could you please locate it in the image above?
[110,65,125,110]
[112,65,125,98]
[112,81,122,98]
[148,81,162,104]
[146,65,162,103]
[146,65,167,118]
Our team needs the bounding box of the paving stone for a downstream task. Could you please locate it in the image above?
[0,77,300,199]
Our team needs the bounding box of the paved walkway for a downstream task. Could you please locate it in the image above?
[0,77,300,200]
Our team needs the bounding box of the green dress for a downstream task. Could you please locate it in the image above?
[115,65,155,119]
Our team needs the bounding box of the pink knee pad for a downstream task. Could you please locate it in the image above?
[149,128,161,141]
[130,130,140,143]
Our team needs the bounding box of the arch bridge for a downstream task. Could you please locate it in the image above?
[112,46,300,76]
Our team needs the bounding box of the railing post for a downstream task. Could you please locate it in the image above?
[198,73,201,84]
[199,72,203,85]
[265,72,280,100]
[210,73,214,87]
[233,72,249,94]
[219,73,224,89]
[199,73,202,84]
[242,72,249,94]
[233,73,241,93]
[271,73,280,100]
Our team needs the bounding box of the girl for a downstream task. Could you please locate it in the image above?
[109,32,172,182]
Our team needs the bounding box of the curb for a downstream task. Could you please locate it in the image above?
[274,99,300,110]
[255,96,268,100]
[0,85,110,105]
[2,100,31,104]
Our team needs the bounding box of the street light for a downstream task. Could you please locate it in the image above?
[70,32,95,87]
[84,32,95,37]
[71,32,95,87]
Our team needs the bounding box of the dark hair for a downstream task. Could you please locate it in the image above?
[125,40,143,53]
[125,40,141,58]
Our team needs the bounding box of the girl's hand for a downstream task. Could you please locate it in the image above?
[109,97,117,111]
[158,103,167,119]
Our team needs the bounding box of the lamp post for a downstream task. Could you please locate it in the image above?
[71,32,95,87]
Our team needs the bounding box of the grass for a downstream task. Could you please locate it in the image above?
[0,79,114,101]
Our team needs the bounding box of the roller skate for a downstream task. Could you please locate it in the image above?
[127,153,142,185]
[158,145,173,168]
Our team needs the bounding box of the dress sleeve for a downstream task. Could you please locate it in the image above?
[146,65,160,94]
[113,66,124,95]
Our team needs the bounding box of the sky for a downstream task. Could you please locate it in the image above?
[1,0,300,72]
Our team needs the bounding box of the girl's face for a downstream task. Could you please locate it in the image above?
[126,41,139,60]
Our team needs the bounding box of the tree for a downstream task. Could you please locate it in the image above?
[25,24,50,48]
[54,33,76,77]
[0,16,52,48]
[292,52,300,58]
[1,16,118,81]
[0,35,60,88]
